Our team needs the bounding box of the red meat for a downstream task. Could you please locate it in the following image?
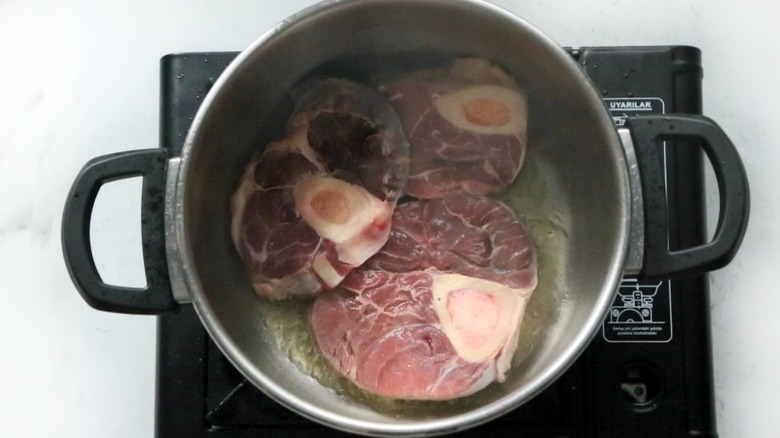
[230,79,409,299]
[310,195,537,400]
[380,58,528,198]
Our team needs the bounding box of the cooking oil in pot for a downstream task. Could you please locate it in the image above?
[255,154,570,413]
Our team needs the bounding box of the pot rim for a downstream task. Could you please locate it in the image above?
[173,0,630,435]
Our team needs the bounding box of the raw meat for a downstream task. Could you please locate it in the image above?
[310,270,529,400]
[310,195,537,400]
[364,194,538,291]
[379,58,528,198]
[288,78,410,203]
[230,79,409,300]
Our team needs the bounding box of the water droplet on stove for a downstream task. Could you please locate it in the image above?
[624,73,629,78]
[602,89,608,95]
[592,64,599,69]
[628,92,634,97]
[203,58,209,63]
[177,74,184,80]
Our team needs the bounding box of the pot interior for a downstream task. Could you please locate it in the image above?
[177,0,629,434]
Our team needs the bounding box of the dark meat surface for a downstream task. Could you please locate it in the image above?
[230,79,409,299]
[365,194,537,291]
[289,78,410,203]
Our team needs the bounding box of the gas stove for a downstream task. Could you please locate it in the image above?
[155,46,717,437]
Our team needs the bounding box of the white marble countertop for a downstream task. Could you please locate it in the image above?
[1,0,777,436]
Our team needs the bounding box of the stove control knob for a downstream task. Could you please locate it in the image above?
[618,361,664,412]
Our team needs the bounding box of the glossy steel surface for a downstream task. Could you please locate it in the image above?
[172,0,630,435]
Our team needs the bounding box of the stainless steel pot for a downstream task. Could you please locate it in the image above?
[62,0,749,435]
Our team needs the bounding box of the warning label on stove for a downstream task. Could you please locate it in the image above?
[602,278,673,343]
[605,97,665,126]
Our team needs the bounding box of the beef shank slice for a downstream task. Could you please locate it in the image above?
[380,58,528,199]
[230,79,409,300]
[311,270,527,400]
[310,195,537,400]
[365,194,537,292]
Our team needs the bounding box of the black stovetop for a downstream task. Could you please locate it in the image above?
[155,47,717,437]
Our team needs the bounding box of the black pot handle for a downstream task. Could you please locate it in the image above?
[62,149,178,314]
[627,114,750,279]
